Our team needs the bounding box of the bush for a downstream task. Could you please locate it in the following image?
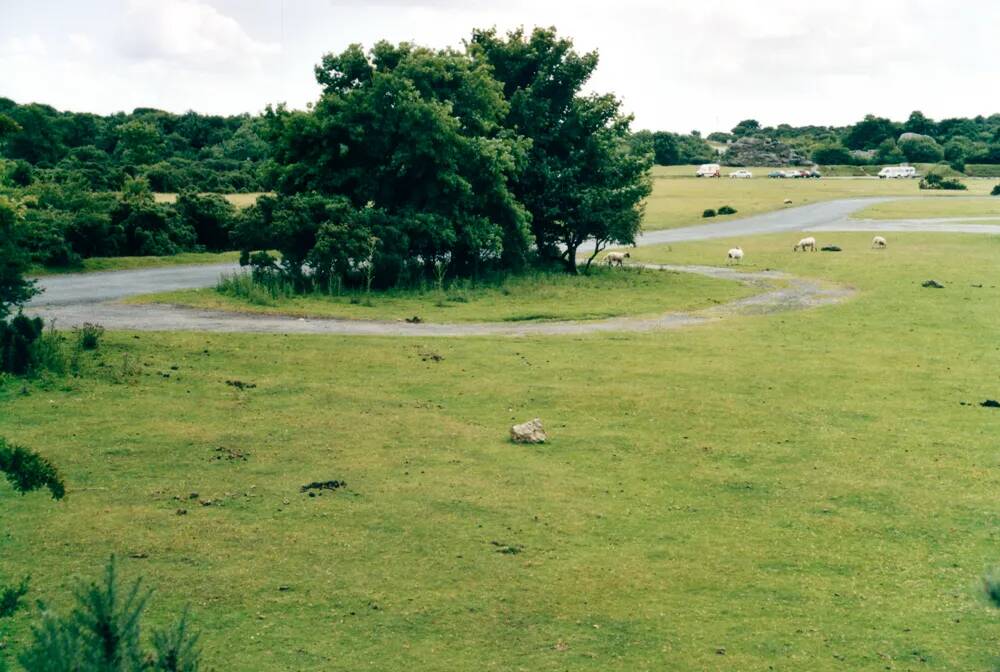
[919,172,967,191]
[75,323,104,350]
[717,205,737,215]
[0,313,43,375]
[991,184,1000,196]
[0,576,30,618]
[702,208,716,218]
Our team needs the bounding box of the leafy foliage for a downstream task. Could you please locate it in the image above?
[0,438,65,499]
[469,27,652,272]
[0,197,37,318]
[919,172,967,191]
[18,558,201,672]
[0,576,30,618]
[0,313,43,374]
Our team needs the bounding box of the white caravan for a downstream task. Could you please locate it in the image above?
[878,165,917,179]
[696,163,721,177]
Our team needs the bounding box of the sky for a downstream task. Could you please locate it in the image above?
[1,0,998,134]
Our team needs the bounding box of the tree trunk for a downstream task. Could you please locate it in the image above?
[562,243,579,274]
[583,240,606,273]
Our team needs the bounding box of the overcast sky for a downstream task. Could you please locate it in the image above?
[1,0,997,134]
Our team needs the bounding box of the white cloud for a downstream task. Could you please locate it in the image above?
[68,33,96,56]
[1,34,46,57]
[118,0,280,69]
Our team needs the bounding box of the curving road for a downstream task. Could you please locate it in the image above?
[22,196,994,335]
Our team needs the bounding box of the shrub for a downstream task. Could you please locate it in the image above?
[717,205,738,215]
[702,208,716,218]
[75,323,104,350]
[991,184,1000,196]
[0,313,43,375]
[919,172,967,191]
[0,576,30,618]
[18,557,201,672]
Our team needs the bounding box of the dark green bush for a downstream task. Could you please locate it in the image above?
[0,576,30,618]
[919,172,967,191]
[0,313,43,375]
[702,208,716,218]
[991,184,1000,196]
[75,323,104,350]
[718,205,737,215]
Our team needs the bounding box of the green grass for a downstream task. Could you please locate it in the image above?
[642,166,993,231]
[29,251,240,276]
[853,197,1000,220]
[3,232,1000,670]
[153,192,267,208]
[126,266,754,323]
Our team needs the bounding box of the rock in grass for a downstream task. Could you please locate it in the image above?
[510,418,546,444]
[820,245,842,252]
[922,280,945,288]
[981,400,1000,409]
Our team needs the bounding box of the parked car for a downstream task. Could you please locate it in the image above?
[696,163,721,178]
[783,170,803,178]
[728,169,752,179]
[803,170,822,178]
[768,171,785,178]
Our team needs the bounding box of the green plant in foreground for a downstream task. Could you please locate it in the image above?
[0,438,65,499]
[18,558,200,672]
[990,183,1000,196]
[702,208,716,218]
[0,576,30,618]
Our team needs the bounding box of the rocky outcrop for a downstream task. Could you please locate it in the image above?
[722,137,810,166]
[510,418,546,444]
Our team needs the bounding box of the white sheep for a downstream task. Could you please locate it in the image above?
[793,236,816,252]
[871,235,887,249]
[603,251,630,267]
[727,247,744,264]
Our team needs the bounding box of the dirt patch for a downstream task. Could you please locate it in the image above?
[301,480,346,493]
[213,446,249,461]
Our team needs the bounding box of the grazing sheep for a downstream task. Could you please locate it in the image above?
[871,235,887,249]
[793,236,817,252]
[727,247,744,264]
[603,251,630,267]
[783,198,793,205]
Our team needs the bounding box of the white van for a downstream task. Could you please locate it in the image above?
[696,163,721,178]
[878,166,917,179]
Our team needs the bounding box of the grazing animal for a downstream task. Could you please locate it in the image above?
[783,198,793,205]
[871,235,887,249]
[603,251,630,267]
[793,236,817,252]
[727,247,744,264]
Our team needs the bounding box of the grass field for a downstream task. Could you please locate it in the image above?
[853,197,1000,220]
[127,266,754,323]
[4,229,1000,670]
[153,192,267,208]
[29,251,239,277]
[643,167,994,231]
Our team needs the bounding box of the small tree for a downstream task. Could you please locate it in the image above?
[0,197,38,320]
[0,438,65,500]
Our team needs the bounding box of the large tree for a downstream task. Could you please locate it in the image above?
[468,27,652,273]
[259,41,532,282]
[0,197,37,319]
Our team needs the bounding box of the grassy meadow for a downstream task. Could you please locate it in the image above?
[4,224,1000,669]
[853,197,1000,220]
[29,251,239,276]
[127,266,754,323]
[643,166,995,231]
[153,192,267,208]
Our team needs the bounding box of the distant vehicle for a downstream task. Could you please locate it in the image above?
[878,165,917,179]
[783,170,803,178]
[728,169,752,179]
[768,170,785,178]
[696,163,721,178]
[802,170,822,178]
